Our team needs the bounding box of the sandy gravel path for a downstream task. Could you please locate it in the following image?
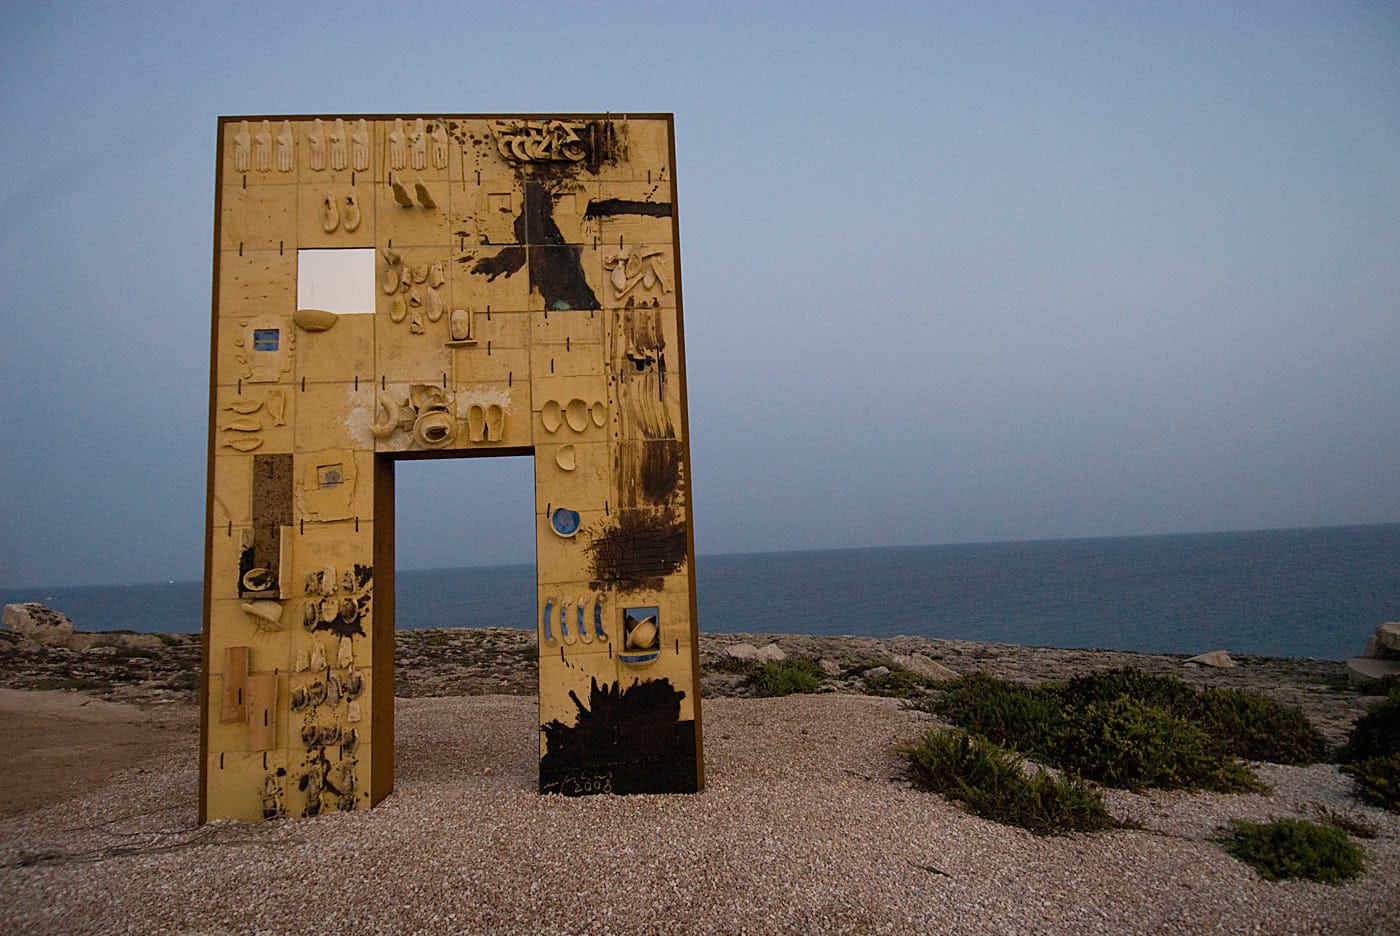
[0,692,1396,935]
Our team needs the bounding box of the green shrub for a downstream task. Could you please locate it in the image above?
[1339,689,1400,764]
[905,729,1117,836]
[746,657,823,697]
[1055,697,1266,793]
[926,674,1066,757]
[1218,818,1365,884]
[1186,688,1328,766]
[1341,754,1400,812]
[1063,667,1198,710]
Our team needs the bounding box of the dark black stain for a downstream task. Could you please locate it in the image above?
[583,198,672,220]
[587,509,688,586]
[539,677,698,795]
[469,182,599,311]
[312,600,366,639]
[640,440,683,505]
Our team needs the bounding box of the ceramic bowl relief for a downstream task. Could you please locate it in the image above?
[565,398,588,432]
[542,399,562,433]
[550,507,581,537]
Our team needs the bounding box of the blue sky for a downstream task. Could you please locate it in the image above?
[1,2,1396,587]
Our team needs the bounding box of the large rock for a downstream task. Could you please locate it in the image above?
[892,653,959,682]
[3,602,74,647]
[1347,656,1400,686]
[723,642,787,663]
[1184,650,1236,668]
[1373,622,1400,655]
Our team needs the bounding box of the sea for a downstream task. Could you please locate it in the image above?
[3,524,1397,661]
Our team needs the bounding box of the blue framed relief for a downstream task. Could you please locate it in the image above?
[252,328,280,352]
[550,507,580,537]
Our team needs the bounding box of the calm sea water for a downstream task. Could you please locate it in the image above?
[3,524,1396,660]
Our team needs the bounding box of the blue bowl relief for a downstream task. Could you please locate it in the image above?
[550,507,581,537]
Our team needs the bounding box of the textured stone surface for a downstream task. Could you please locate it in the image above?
[1184,650,1236,668]
[1347,656,1400,686]
[1374,622,1400,654]
[892,652,960,681]
[2,603,73,647]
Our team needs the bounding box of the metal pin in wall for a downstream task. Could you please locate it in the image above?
[279,241,284,255]
[388,238,393,248]
[487,341,491,355]
[228,521,233,537]
[239,242,243,257]
[550,358,554,374]
[302,377,306,391]
[263,753,267,769]
[676,639,680,655]
[351,172,355,186]
[609,644,613,659]
[546,502,551,514]
[560,646,565,663]
[300,519,304,535]
[476,170,480,185]
[220,753,225,769]
[355,516,359,532]
[648,170,652,184]
[604,500,609,515]
[382,375,386,390]
[566,337,570,352]
[486,306,490,319]
[237,378,242,393]
[354,376,358,391]
[242,175,246,189]
[508,371,512,386]
[443,372,447,388]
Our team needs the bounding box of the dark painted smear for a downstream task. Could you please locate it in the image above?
[241,454,293,598]
[470,182,599,311]
[640,440,683,504]
[588,509,688,586]
[583,198,672,220]
[539,677,698,795]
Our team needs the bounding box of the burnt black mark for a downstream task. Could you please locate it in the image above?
[587,509,688,585]
[640,440,683,505]
[469,182,599,311]
[539,677,698,795]
[583,198,672,220]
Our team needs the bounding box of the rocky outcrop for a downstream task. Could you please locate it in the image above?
[1184,650,1236,668]
[1347,622,1400,685]
[892,652,960,681]
[723,642,787,663]
[3,603,74,647]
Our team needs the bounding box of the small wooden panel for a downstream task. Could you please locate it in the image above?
[246,673,278,751]
[220,646,249,723]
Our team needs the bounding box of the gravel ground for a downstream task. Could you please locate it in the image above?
[1,694,1396,935]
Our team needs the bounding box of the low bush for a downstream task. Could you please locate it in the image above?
[926,674,1066,757]
[1185,688,1328,766]
[746,657,823,697]
[1218,818,1365,884]
[1341,754,1400,812]
[905,729,1117,836]
[1054,697,1265,793]
[1339,689,1400,764]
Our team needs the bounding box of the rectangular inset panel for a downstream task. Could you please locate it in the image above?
[220,646,249,723]
[241,454,293,597]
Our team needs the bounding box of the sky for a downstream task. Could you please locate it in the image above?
[1,2,1397,588]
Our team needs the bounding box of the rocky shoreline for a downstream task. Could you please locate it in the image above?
[0,625,1379,743]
